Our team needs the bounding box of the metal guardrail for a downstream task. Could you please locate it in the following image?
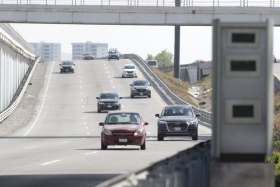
[96,140,211,187]
[123,54,212,124]
[0,0,278,7]
[0,56,41,123]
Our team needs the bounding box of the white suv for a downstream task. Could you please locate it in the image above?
[122,64,137,78]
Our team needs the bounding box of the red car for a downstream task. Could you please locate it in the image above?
[99,111,148,150]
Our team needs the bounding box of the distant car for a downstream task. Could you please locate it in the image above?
[108,48,119,60]
[82,52,95,60]
[130,79,151,98]
[273,55,277,63]
[99,111,148,150]
[146,60,158,68]
[122,64,137,78]
[96,91,122,113]
[60,61,75,73]
[155,105,201,141]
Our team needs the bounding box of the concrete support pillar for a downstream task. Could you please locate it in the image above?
[174,0,181,79]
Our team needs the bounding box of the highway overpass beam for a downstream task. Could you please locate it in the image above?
[174,0,180,78]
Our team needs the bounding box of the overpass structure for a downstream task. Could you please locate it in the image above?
[0,1,280,25]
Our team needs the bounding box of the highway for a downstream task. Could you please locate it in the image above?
[0,59,212,187]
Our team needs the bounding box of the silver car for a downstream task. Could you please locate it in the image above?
[130,80,152,98]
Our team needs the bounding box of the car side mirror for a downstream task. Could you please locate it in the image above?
[99,122,104,126]
[130,84,132,87]
[59,64,61,66]
[96,97,99,99]
[155,114,160,117]
[196,113,201,117]
[74,64,76,66]
[144,122,148,125]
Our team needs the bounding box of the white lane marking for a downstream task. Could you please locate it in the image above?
[107,71,109,73]
[80,86,82,89]
[122,105,124,108]
[83,117,86,120]
[113,86,115,89]
[81,92,83,95]
[84,122,87,125]
[109,76,111,78]
[85,127,88,129]
[82,105,84,108]
[85,151,99,155]
[40,160,61,166]
[60,141,69,144]
[87,132,90,135]
[105,67,107,69]
[26,146,38,149]
[24,61,55,136]
[111,80,113,83]
[79,76,81,78]
[147,132,151,134]
[80,80,81,83]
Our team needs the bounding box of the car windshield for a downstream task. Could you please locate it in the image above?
[133,81,149,86]
[100,93,119,99]
[105,113,141,125]
[162,106,193,117]
[124,66,135,69]
[61,61,73,65]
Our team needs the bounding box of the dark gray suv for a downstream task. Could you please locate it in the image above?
[108,49,119,60]
[155,105,201,141]
[60,61,75,73]
[130,80,151,98]
[96,91,122,113]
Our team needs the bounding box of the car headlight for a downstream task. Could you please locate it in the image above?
[146,87,151,90]
[132,87,136,90]
[104,129,113,136]
[158,120,168,125]
[134,129,143,136]
[188,120,197,125]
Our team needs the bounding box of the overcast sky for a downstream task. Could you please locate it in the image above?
[10,24,280,64]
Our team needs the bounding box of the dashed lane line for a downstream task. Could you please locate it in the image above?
[85,151,99,155]
[40,160,61,166]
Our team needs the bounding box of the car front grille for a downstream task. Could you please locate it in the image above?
[167,122,188,131]
[136,89,146,92]
[63,67,72,70]
[104,101,116,105]
[127,71,134,73]
[113,132,134,136]
[113,140,133,143]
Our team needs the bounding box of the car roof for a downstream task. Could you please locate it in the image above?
[100,91,117,94]
[164,105,191,108]
[108,111,139,114]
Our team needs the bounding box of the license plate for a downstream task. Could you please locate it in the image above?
[107,105,112,108]
[119,139,127,142]
[174,127,181,131]
[140,93,143,95]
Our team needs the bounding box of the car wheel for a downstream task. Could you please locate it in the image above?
[130,94,134,98]
[122,75,124,78]
[101,141,107,150]
[140,140,146,150]
[72,70,74,73]
[135,76,137,78]
[192,134,198,141]
[157,135,164,141]
[98,108,101,113]
[108,59,110,61]
[60,70,62,73]
[117,58,119,60]
[148,95,151,98]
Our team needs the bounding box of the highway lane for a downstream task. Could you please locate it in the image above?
[0,59,211,187]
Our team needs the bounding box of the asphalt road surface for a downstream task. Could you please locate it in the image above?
[0,59,212,187]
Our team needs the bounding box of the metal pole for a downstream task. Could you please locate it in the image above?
[174,0,180,79]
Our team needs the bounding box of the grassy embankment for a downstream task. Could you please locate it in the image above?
[151,67,280,179]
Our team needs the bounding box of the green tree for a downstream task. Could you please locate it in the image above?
[154,49,174,67]
[146,54,154,60]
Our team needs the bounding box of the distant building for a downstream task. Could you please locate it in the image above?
[30,42,61,61]
[71,41,108,60]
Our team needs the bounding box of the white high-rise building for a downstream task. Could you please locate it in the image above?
[71,41,108,60]
[30,42,61,61]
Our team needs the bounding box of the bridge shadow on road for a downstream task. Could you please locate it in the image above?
[0,174,119,187]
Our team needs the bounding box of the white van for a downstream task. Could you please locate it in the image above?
[146,60,158,68]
